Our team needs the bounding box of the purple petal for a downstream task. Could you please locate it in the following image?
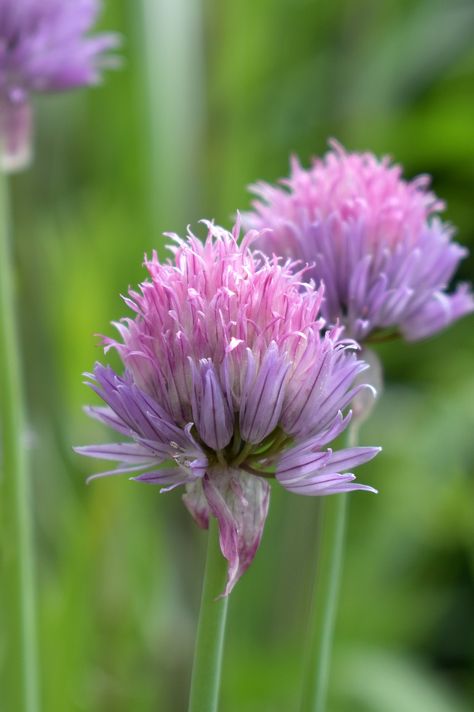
[74,442,156,463]
[85,462,154,484]
[281,472,377,496]
[191,360,234,451]
[133,468,199,491]
[316,446,381,475]
[281,343,333,436]
[276,450,331,482]
[240,343,289,444]
[276,435,380,495]
[83,405,132,437]
[402,286,474,341]
[304,410,352,449]
[85,364,196,449]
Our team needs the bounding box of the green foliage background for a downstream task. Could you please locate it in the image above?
[2,0,474,709]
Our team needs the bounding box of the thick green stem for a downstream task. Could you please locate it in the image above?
[0,174,39,711]
[300,426,357,712]
[141,0,205,234]
[188,518,229,712]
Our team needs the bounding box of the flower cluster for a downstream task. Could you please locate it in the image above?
[76,222,380,594]
[245,141,473,342]
[0,0,119,171]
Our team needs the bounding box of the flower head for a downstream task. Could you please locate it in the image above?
[245,141,473,342]
[0,0,120,171]
[76,221,380,594]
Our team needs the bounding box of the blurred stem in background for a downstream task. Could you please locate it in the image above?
[188,518,229,712]
[140,0,205,237]
[300,495,348,712]
[300,426,359,712]
[0,173,40,712]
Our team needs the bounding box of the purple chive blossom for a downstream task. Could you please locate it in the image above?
[76,222,380,595]
[245,141,474,343]
[0,0,120,171]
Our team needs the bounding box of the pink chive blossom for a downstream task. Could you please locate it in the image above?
[245,141,473,343]
[75,222,380,595]
[0,0,120,171]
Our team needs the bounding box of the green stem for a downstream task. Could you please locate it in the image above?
[188,518,229,712]
[141,0,205,234]
[299,425,357,712]
[0,173,40,712]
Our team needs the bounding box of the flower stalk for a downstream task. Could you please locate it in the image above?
[300,424,358,712]
[300,493,348,712]
[0,173,39,711]
[188,518,229,712]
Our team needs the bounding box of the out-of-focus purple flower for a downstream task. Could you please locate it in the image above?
[76,221,380,595]
[245,141,473,343]
[0,0,120,171]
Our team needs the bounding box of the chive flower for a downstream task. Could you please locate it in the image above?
[76,222,380,594]
[245,141,473,342]
[0,0,119,171]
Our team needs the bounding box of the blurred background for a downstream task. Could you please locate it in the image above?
[2,0,474,709]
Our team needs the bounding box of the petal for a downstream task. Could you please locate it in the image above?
[402,286,474,341]
[83,405,132,437]
[240,343,289,444]
[202,470,270,596]
[276,438,380,495]
[305,410,352,449]
[308,359,369,434]
[133,468,198,491]
[276,449,331,483]
[281,343,332,435]
[74,441,156,463]
[85,462,154,484]
[92,364,171,425]
[74,440,161,484]
[281,472,377,496]
[316,446,381,475]
[191,360,234,450]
